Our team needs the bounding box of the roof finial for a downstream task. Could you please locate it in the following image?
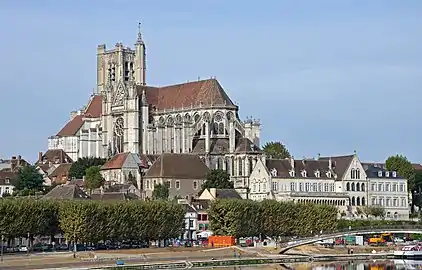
[136,22,143,44]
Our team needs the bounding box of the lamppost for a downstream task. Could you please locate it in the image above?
[73,231,76,258]
[1,233,4,262]
[27,232,30,256]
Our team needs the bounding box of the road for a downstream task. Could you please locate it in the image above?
[0,248,259,270]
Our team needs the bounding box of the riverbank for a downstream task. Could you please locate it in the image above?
[0,246,395,270]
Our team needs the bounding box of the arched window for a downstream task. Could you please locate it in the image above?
[218,123,224,134]
[361,183,365,192]
[351,183,355,191]
[351,197,355,206]
[346,182,350,191]
[238,158,242,176]
[356,197,361,206]
[362,197,366,206]
[356,169,360,179]
[356,183,360,192]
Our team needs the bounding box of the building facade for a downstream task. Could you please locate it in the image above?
[365,164,409,220]
[248,156,350,212]
[48,27,263,180]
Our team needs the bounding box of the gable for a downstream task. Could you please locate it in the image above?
[122,153,142,169]
[198,189,214,200]
[250,158,270,180]
[342,155,367,180]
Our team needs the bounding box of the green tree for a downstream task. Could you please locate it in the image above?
[84,166,105,193]
[200,169,233,194]
[362,205,385,219]
[152,182,170,200]
[386,155,415,191]
[14,166,44,192]
[68,157,107,179]
[262,141,291,159]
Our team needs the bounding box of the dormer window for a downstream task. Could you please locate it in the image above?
[385,171,390,177]
[5,178,9,184]
[270,168,277,177]
[301,170,307,177]
[315,170,320,178]
[392,171,397,177]
[326,171,332,178]
[378,171,383,177]
[289,170,295,177]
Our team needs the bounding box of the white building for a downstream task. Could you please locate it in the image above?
[364,164,409,220]
[48,26,264,182]
[0,172,15,197]
[248,156,350,213]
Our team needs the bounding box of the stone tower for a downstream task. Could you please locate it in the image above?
[97,26,147,156]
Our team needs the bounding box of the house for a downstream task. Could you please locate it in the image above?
[90,183,141,200]
[0,171,15,197]
[42,184,90,200]
[90,192,139,201]
[365,164,409,220]
[177,201,198,240]
[143,153,210,199]
[35,150,74,186]
[100,152,150,187]
[0,155,30,172]
[36,150,73,166]
[248,156,350,213]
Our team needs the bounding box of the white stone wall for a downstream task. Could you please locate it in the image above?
[368,177,409,220]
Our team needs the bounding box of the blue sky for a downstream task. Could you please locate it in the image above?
[1,0,421,163]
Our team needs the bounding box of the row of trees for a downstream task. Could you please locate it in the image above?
[208,199,338,238]
[0,199,185,243]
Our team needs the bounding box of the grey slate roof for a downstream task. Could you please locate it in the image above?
[43,184,90,200]
[90,192,139,201]
[215,189,242,199]
[365,164,404,179]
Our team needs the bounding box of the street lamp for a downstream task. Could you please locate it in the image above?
[27,232,30,256]
[73,231,76,258]
[1,234,4,262]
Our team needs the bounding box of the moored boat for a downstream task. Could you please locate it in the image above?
[394,244,422,259]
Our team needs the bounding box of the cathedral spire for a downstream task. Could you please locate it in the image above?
[136,22,144,45]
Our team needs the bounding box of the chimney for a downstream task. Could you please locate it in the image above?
[290,156,295,169]
[38,152,43,163]
[317,153,320,160]
[210,188,217,199]
[328,157,332,170]
[17,155,21,166]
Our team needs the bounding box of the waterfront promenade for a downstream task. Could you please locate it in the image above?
[0,246,395,270]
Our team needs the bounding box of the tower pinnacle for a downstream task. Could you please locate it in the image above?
[136,22,144,44]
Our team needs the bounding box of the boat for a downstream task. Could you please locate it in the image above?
[394,244,422,259]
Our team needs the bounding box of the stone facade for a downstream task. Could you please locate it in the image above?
[48,27,263,182]
[364,164,409,220]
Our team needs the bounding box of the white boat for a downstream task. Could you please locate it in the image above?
[394,244,422,259]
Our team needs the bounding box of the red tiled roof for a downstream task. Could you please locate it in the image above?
[101,152,129,170]
[138,79,235,110]
[56,115,84,137]
[84,95,102,118]
[56,79,234,136]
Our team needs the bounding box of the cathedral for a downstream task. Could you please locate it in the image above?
[48,27,263,190]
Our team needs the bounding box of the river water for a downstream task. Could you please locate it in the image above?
[211,260,422,269]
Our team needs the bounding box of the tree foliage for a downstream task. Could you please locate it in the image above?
[14,166,44,192]
[385,155,415,190]
[84,166,105,192]
[0,199,59,238]
[262,141,291,159]
[208,199,337,238]
[361,205,385,219]
[200,169,233,194]
[68,157,107,179]
[0,198,185,243]
[152,182,170,200]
